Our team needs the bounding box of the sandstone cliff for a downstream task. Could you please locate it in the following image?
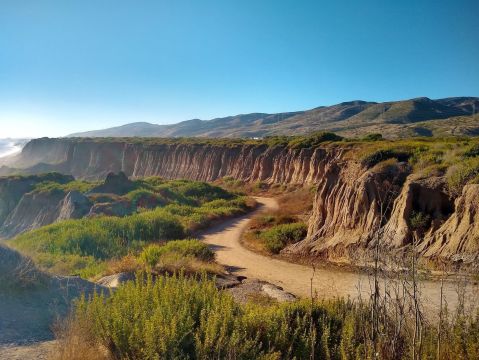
[0,173,74,232]
[2,138,340,183]
[0,190,91,238]
[421,184,479,263]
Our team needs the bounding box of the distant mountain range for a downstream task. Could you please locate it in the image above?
[68,97,479,139]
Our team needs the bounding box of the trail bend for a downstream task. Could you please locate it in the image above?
[200,197,476,315]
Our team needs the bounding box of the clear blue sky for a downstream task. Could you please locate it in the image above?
[0,0,478,138]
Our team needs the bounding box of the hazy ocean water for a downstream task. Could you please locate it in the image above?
[0,139,28,158]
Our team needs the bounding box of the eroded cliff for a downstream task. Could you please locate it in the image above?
[2,138,340,183]
[2,137,479,266]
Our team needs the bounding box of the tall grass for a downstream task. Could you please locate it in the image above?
[9,179,254,277]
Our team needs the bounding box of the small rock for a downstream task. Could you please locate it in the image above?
[261,284,296,302]
[215,274,242,289]
[97,272,135,288]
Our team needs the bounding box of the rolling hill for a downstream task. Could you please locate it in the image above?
[68,97,479,138]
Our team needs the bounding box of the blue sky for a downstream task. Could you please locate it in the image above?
[0,0,478,138]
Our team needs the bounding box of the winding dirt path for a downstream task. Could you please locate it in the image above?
[201,197,477,315]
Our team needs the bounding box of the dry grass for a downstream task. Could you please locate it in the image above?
[105,254,141,275]
[154,255,225,276]
[52,316,111,360]
[276,187,314,216]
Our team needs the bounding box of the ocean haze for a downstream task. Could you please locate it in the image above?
[0,139,29,158]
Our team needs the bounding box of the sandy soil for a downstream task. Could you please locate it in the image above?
[0,341,56,360]
[200,197,478,316]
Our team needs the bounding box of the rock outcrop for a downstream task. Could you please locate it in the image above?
[0,173,73,226]
[381,175,454,249]
[88,171,135,195]
[0,190,91,238]
[286,160,409,260]
[421,184,479,263]
[87,199,132,217]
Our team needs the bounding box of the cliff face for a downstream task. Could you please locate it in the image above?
[6,138,341,184]
[421,184,479,263]
[0,173,74,232]
[285,160,410,260]
[3,137,479,266]
[0,190,91,238]
[0,177,36,227]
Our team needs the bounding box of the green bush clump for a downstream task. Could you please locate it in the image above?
[362,133,383,142]
[288,132,343,149]
[140,239,214,267]
[464,143,479,158]
[176,181,232,202]
[12,210,184,260]
[52,273,479,359]
[361,148,411,168]
[260,222,307,254]
[126,189,164,208]
[70,273,371,359]
[446,157,479,195]
[409,210,431,232]
[33,180,97,194]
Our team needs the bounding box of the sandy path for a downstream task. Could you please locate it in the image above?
[201,197,477,315]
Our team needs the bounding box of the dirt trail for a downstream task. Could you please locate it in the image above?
[201,197,476,315]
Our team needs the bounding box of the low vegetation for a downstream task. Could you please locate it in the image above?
[351,136,479,194]
[32,179,99,194]
[57,272,479,360]
[8,178,254,277]
[260,223,308,254]
[243,188,313,254]
[137,239,223,275]
[58,131,345,149]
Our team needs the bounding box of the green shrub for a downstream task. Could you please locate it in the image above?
[288,132,343,149]
[362,133,383,142]
[70,273,371,359]
[177,181,232,202]
[260,222,307,254]
[464,143,479,158]
[446,157,479,195]
[409,210,431,232]
[140,239,214,267]
[361,149,411,168]
[57,272,479,360]
[11,211,184,261]
[33,180,97,194]
[126,189,164,208]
